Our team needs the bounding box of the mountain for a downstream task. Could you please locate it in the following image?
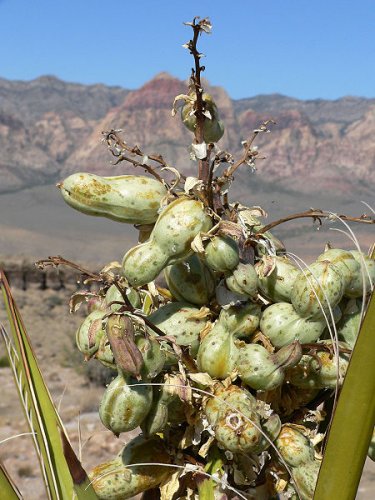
[1,73,374,197]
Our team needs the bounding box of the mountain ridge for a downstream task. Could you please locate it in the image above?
[0,73,374,197]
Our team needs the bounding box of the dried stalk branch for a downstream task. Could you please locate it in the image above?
[35,256,101,281]
[257,209,375,235]
[102,129,166,184]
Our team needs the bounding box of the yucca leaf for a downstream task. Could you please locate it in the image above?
[0,460,23,499]
[314,290,375,499]
[0,270,97,499]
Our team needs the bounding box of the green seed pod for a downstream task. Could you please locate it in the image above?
[105,284,141,312]
[291,261,345,319]
[219,302,261,337]
[337,298,362,348]
[122,197,212,286]
[205,235,240,273]
[205,384,279,454]
[275,424,315,467]
[225,263,259,298]
[256,256,299,303]
[287,342,350,389]
[164,253,215,305]
[99,374,153,435]
[293,460,321,500]
[136,336,166,379]
[317,248,360,290]
[260,302,326,348]
[197,323,238,379]
[95,334,116,369]
[140,383,179,436]
[237,342,302,391]
[89,435,172,499]
[76,310,106,358]
[181,92,225,143]
[147,302,209,357]
[344,251,375,297]
[59,173,167,224]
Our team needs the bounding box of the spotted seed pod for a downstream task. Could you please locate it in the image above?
[204,384,280,454]
[197,323,238,379]
[291,261,345,319]
[205,235,240,273]
[287,341,350,389]
[275,424,315,467]
[293,460,321,500]
[219,302,261,337]
[164,253,215,305]
[336,298,362,348]
[122,197,212,286]
[105,284,141,312]
[344,251,375,298]
[260,302,326,348]
[99,374,153,435]
[181,92,225,143]
[225,262,259,298]
[147,302,209,357]
[89,435,172,499]
[76,310,107,359]
[59,173,167,225]
[256,255,299,303]
[317,248,360,291]
[237,341,302,391]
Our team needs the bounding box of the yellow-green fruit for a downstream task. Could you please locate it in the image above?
[59,173,167,224]
[205,235,240,273]
[181,92,225,143]
[76,310,106,358]
[95,334,116,369]
[260,302,326,348]
[89,435,172,499]
[197,323,238,379]
[256,256,299,303]
[99,374,153,435]
[287,341,350,389]
[164,254,215,305]
[275,425,315,467]
[291,261,345,319]
[205,384,280,454]
[122,197,212,286]
[345,251,375,297]
[225,263,259,298]
[147,302,209,357]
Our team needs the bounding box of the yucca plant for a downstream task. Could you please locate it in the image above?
[1,15,375,500]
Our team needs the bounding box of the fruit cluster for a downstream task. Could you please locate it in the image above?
[60,165,374,499]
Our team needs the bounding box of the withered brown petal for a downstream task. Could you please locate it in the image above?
[106,314,143,377]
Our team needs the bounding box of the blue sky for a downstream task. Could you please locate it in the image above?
[1,0,374,100]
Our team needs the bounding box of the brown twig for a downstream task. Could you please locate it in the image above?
[102,129,168,184]
[35,256,101,281]
[257,209,375,235]
[222,119,275,180]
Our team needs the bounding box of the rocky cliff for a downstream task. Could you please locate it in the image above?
[0,73,374,197]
